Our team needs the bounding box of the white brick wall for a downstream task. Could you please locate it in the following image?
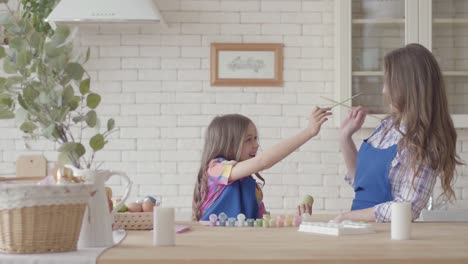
[1,0,467,217]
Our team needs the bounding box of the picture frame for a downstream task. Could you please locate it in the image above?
[210,43,283,87]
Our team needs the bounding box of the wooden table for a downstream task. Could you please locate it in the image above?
[99,216,468,264]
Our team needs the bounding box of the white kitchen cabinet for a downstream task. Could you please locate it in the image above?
[334,0,468,128]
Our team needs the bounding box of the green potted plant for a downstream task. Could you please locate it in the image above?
[0,0,115,169]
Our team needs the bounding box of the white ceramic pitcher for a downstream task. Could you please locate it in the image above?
[66,165,132,248]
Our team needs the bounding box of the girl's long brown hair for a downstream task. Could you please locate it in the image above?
[192,114,265,221]
[383,43,463,201]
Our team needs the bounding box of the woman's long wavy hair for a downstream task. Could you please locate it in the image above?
[192,114,265,221]
[383,43,463,201]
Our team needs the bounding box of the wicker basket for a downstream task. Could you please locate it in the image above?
[0,181,92,254]
[114,212,153,230]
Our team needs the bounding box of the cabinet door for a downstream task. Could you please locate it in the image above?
[335,0,406,127]
[335,0,468,128]
[432,0,468,125]
[352,1,405,124]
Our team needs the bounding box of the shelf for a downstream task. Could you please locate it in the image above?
[352,18,405,24]
[337,0,468,129]
[433,18,468,24]
[442,71,468,76]
[361,114,468,128]
[352,71,383,76]
[352,71,468,77]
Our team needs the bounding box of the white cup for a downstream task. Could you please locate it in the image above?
[153,207,175,246]
[391,202,412,240]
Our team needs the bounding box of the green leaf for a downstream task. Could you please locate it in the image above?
[5,23,22,35]
[58,142,79,153]
[44,42,60,57]
[9,37,27,51]
[74,143,86,158]
[17,94,29,110]
[38,92,50,104]
[17,19,33,36]
[37,62,47,82]
[79,78,90,95]
[0,106,14,119]
[0,95,13,107]
[107,118,115,131]
[49,52,67,71]
[72,115,86,123]
[58,151,72,166]
[23,86,39,101]
[86,93,101,109]
[3,59,17,74]
[0,46,5,59]
[16,50,32,68]
[58,106,70,123]
[59,73,71,87]
[49,25,70,46]
[85,110,97,127]
[62,85,74,104]
[20,121,37,133]
[89,134,105,151]
[5,76,24,88]
[42,127,53,139]
[42,124,59,140]
[58,142,85,166]
[68,96,80,111]
[65,62,85,80]
[15,108,28,124]
[30,32,44,51]
[85,47,90,63]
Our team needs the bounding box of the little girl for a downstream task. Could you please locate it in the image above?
[192,107,331,221]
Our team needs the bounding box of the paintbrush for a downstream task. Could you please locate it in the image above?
[320,95,383,120]
[329,93,362,108]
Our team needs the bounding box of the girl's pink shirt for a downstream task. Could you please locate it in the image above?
[200,157,266,218]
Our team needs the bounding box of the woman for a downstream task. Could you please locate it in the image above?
[337,43,463,222]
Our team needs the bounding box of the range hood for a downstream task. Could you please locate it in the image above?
[45,0,163,24]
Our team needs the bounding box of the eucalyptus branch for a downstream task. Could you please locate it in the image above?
[88,151,96,169]
[63,123,75,143]
[103,128,118,138]
[79,95,84,142]
[0,7,115,170]
[94,161,104,170]
[58,125,68,143]
[5,4,34,48]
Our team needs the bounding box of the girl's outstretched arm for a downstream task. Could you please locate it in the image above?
[229,107,332,181]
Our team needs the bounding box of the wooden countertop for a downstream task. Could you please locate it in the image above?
[99,216,468,264]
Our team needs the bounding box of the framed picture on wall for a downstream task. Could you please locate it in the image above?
[210,43,283,87]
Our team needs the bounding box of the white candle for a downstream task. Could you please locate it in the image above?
[153,207,175,246]
[391,202,412,240]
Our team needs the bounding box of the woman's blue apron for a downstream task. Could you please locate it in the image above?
[351,139,398,211]
[201,176,259,220]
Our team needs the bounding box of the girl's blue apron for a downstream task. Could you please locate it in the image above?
[351,139,398,211]
[201,176,259,220]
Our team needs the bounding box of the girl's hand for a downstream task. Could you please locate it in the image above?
[340,106,367,138]
[308,107,332,137]
[297,203,312,216]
